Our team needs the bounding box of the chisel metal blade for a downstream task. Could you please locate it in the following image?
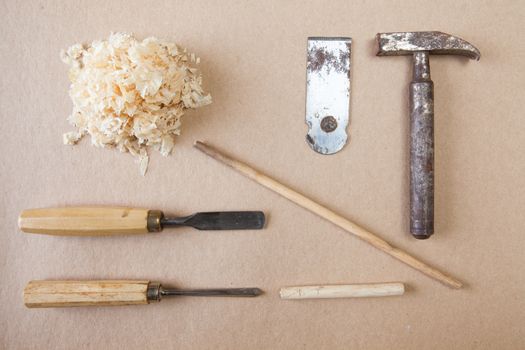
[161,211,265,230]
[305,37,352,154]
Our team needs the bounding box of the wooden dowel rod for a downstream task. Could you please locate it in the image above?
[280,283,405,299]
[194,141,463,289]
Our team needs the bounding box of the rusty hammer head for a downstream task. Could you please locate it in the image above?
[376,31,480,60]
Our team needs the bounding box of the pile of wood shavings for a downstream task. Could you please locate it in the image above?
[61,32,211,175]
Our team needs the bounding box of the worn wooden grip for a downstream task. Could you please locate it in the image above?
[18,207,151,236]
[24,280,151,308]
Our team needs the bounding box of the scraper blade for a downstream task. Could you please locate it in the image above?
[305,37,352,154]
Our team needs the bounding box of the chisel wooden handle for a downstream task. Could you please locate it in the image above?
[24,280,151,308]
[18,207,162,236]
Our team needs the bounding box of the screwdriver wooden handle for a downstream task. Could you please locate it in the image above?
[24,280,151,308]
[18,207,162,236]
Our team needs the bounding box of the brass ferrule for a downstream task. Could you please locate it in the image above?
[147,210,164,232]
[146,282,162,302]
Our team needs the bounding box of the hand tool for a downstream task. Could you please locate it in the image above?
[305,37,351,154]
[280,282,404,299]
[24,280,262,308]
[376,31,480,239]
[18,207,265,236]
[194,140,462,289]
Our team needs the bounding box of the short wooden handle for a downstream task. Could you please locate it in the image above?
[18,207,153,236]
[24,280,151,308]
[279,283,405,300]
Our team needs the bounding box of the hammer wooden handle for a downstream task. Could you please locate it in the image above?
[24,280,150,308]
[280,283,405,299]
[18,207,154,236]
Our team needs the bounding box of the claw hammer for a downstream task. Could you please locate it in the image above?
[376,31,480,239]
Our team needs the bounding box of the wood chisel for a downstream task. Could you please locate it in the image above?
[18,207,265,236]
[24,280,263,308]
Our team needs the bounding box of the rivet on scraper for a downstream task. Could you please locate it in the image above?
[305,37,352,154]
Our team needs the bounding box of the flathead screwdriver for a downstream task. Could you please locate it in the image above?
[24,280,263,308]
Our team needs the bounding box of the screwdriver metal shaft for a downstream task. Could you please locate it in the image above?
[147,282,262,301]
[160,287,263,298]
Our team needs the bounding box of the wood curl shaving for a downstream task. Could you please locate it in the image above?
[61,32,211,175]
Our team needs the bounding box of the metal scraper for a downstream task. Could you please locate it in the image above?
[305,37,352,154]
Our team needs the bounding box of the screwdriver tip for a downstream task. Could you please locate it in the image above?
[249,288,264,297]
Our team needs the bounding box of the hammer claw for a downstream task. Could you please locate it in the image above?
[376,31,480,60]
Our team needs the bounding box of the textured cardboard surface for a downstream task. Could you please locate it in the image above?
[1,0,524,348]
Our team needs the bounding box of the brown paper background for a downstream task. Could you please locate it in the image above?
[1,0,524,348]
